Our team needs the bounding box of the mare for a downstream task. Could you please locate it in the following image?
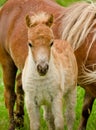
[22,12,77,130]
[0,0,96,130]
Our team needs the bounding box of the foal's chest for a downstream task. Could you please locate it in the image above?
[31,74,60,105]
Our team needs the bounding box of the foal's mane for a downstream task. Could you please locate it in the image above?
[61,2,96,51]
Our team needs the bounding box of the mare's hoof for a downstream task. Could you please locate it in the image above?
[78,127,86,130]
[14,113,24,128]
[8,120,15,130]
[8,126,15,130]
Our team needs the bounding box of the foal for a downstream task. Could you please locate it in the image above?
[22,12,77,130]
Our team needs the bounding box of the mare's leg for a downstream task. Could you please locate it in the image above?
[78,91,95,130]
[65,88,76,130]
[2,60,17,130]
[25,94,40,130]
[44,106,55,130]
[15,72,24,128]
[52,92,64,130]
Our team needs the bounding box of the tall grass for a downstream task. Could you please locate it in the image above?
[0,0,96,130]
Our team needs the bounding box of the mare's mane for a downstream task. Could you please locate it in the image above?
[61,2,96,50]
[60,2,96,85]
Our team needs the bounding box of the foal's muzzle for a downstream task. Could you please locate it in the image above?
[37,62,49,76]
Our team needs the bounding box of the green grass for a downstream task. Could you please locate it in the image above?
[0,0,96,130]
[56,0,80,6]
[0,0,6,6]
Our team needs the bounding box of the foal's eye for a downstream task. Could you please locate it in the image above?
[50,41,54,47]
[28,42,32,47]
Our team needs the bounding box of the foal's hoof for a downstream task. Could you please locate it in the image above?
[14,113,24,128]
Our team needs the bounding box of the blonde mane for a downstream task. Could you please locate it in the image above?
[61,2,96,51]
[60,2,96,85]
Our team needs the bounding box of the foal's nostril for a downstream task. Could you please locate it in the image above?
[45,64,49,71]
[37,64,42,72]
[37,63,49,76]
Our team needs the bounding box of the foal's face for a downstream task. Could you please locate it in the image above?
[28,24,54,76]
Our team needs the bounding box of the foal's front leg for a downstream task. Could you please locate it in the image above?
[25,94,40,130]
[44,106,55,130]
[65,88,76,130]
[52,92,64,130]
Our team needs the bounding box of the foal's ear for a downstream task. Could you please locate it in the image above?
[26,15,31,28]
[46,14,53,27]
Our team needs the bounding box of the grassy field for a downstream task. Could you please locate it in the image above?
[0,0,96,130]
